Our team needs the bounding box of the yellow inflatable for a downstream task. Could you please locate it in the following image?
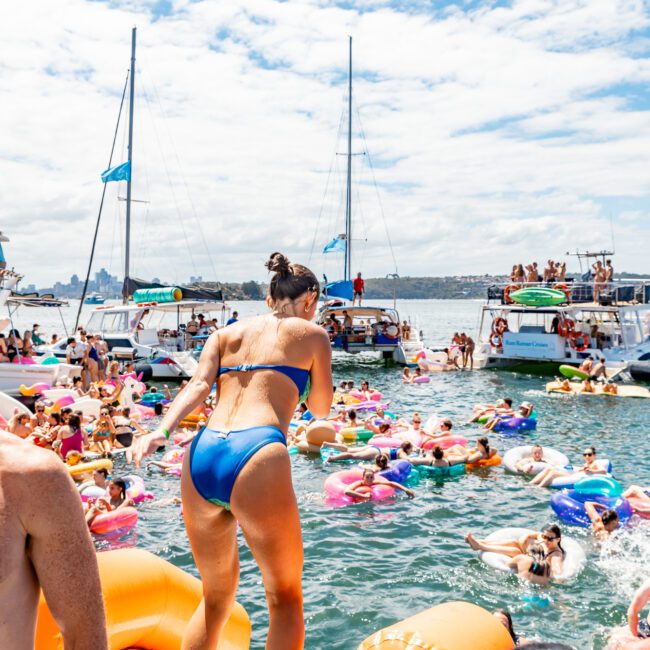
[357,601,514,650]
[35,548,251,650]
[66,458,113,478]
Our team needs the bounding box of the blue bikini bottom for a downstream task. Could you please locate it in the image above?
[188,425,286,509]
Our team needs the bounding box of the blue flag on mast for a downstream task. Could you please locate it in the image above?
[101,161,131,183]
[323,235,346,254]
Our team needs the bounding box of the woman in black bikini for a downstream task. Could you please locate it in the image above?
[464,524,565,585]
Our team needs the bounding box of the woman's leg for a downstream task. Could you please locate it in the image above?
[530,467,553,485]
[181,453,240,650]
[465,533,524,556]
[232,444,304,650]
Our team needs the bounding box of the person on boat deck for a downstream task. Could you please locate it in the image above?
[22,330,34,357]
[402,320,411,340]
[515,444,548,473]
[6,328,23,361]
[584,502,619,540]
[602,382,618,395]
[65,336,84,366]
[128,251,332,650]
[442,347,460,369]
[352,272,365,306]
[8,410,32,439]
[543,259,556,283]
[626,578,650,640]
[50,333,59,345]
[530,446,606,488]
[464,524,566,585]
[550,314,560,334]
[226,311,239,326]
[326,313,341,340]
[592,261,607,301]
[85,478,134,526]
[605,259,614,283]
[622,485,650,514]
[31,323,45,345]
[0,334,9,362]
[462,334,475,369]
[513,264,525,284]
[344,469,415,500]
[342,310,353,332]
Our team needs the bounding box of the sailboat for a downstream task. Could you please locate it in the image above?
[42,28,229,380]
[314,38,421,365]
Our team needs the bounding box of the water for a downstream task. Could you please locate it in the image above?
[20,299,650,648]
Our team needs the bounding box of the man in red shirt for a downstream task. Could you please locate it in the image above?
[353,272,365,306]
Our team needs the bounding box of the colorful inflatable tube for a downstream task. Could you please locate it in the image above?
[35,548,250,650]
[325,468,395,506]
[89,506,139,536]
[479,527,586,582]
[502,445,569,476]
[550,491,633,528]
[357,600,515,649]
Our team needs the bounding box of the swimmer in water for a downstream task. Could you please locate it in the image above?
[622,485,650,515]
[344,469,415,501]
[584,502,620,540]
[464,525,566,585]
[85,478,134,527]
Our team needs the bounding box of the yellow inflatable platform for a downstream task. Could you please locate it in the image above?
[357,601,515,650]
[35,548,251,650]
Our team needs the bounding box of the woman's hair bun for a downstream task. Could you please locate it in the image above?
[265,252,292,277]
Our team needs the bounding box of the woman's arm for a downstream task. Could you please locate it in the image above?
[304,329,333,419]
[628,578,650,636]
[130,332,221,467]
[383,480,415,497]
[584,501,604,526]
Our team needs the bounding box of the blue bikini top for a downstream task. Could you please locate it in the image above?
[218,364,310,401]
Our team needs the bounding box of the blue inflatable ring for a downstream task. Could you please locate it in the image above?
[550,490,633,527]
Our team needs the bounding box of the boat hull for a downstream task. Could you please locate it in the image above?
[0,362,81,395]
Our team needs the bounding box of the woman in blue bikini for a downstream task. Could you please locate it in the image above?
[131,252,333,649]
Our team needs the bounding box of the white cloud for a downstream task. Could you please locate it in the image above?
[2,0,650,291]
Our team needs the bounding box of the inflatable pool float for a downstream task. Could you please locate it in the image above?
[546,381,650,398]
[503,445,570,476]
[509,287,567,306]
[368,435,401,449]
[416,462,466,479]
[35,548,250,649]
[412,375,431,383]
[67,458,113,478]
[559,364,589,380]
[341,426,375,443]
[550,490,633,527]
[350,389,382,402]
[357,600,515,649]
[89,506,139,536]
[19,382,51,397]
[422,435,467,451]
[78,482,107,502]
[324,468,395,506]
[466,450,502,469]
[479,527,585,582]
[628,497,650,519]
[493,416,537,433]
[123,475,154,503]
[574,476,623,498]
[549,460,613,489]
[378,460,413,485]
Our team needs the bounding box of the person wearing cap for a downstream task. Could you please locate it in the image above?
[519,401,534,418]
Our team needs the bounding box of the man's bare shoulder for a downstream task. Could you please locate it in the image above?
[0,432,66,482]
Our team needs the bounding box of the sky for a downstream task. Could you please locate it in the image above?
[2,0,650,288]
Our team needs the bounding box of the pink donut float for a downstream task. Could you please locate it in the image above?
[413,376,430,384]
[324,468,394,506]
[368,435,401,448]
[89,506,138,535]
[422,435,467,451]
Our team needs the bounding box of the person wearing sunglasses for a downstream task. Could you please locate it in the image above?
[465,524,566,584]
[530,446,606,488]
[91,409,115,456]
[324,440,413,463]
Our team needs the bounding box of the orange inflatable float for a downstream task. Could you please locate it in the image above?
[357,601,514,649]
[35,548,251,650]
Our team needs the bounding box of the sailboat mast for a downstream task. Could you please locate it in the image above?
[344,35,352,283]
[123,26,136,304]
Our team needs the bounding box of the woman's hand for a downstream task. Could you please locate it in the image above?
[128,430,168,468]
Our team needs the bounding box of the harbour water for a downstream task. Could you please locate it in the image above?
[24,299,650,648]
